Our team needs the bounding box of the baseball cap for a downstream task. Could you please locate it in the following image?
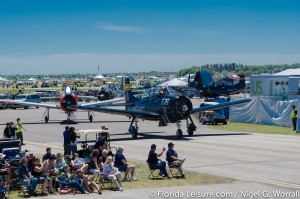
[151,144,156,149]
[168,142,174,147]
[46,147,51,151]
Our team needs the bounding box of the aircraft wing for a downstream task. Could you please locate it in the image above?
[0,99,60,109]
[68,105,160,118]
[80,97,125,107]
[191,99,251,113]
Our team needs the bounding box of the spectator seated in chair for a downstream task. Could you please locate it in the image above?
[103,156,123,191]
[71,153,88,172]
[88,149,101,178]
[0,153,11,182]
[55,153,66,172]
[166,142,186,178]
[99,149,108,171]
[18,157,38,197]
[43,154,59,177]
[31,157,54,196]
[147,144,171,179]
[114,147,137,182]
[57,165,88,194]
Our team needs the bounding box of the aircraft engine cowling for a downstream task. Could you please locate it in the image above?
[172,96,193,121]
[97,90,111,101]
[60,94,78,112]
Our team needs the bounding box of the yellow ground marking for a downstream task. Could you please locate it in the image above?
[25,141,64,150]
[255,179,300,189]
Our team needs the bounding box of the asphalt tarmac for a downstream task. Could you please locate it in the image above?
[1,100,299,199]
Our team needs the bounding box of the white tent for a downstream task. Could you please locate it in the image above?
[274,69,300,76]
[93,74,107,80]
[28,77,37,82]
[0,77,8,82]
[159,78,188,88]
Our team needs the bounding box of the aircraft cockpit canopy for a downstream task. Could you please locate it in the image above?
[142,86,175,99]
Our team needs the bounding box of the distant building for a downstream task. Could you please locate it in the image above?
[251,69,300,100]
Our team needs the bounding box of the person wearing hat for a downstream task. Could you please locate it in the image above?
[147,144,170,179]
[291,105,298,131]
[58,165,88,194]
[42,147,53,162]
[166,142,186,178]
[75,169,102,194]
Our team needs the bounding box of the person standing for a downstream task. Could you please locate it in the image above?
[16,118,26,145]
[3,123,12,138]
[291,105,298,131]
[10,122,17,139]
[63,126,71,156]
[69,127,80,155]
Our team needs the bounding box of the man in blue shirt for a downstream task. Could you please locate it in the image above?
[94,132,108,155]
[18,157,38,196]
[147,144,170,179]
[63,126,71,156]
[114,147,137,182]
[166,142,186,178]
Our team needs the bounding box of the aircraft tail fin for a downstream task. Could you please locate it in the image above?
[125,78,137,104]
[195,70,213,88]
[236,75,246,89]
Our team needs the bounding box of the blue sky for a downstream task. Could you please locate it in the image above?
[0,0,299,75]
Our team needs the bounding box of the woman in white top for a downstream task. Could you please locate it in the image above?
[103,156,122,191]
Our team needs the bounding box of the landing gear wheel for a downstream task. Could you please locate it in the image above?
[45,116,49,123]
[131,126,138,139]
[187,123,196,136]
[212,120,218,125]
[176,129,183,139]
[89,115,93,122]
[223,121,227,125]
[24,106,28,109]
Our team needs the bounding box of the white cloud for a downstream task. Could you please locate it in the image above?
[0,53,299,75]
[95,23,143,33]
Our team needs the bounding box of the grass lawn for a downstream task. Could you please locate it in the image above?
[7,161,234,198]
[119,161,234,190]
[209,122,300,136]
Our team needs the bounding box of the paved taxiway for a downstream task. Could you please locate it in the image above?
[0,100,299,199]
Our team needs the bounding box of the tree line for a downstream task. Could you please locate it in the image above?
[176,63,300,77]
